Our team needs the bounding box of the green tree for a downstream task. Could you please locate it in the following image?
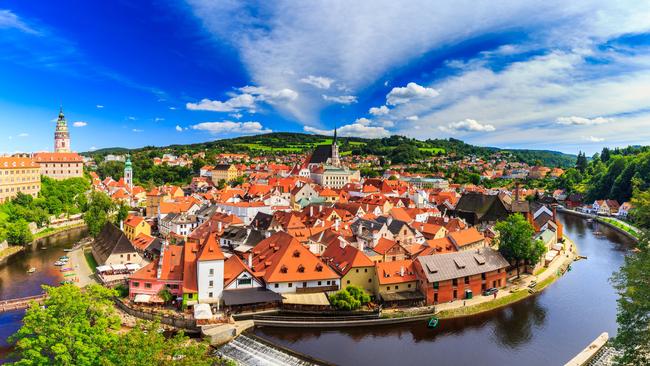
[9,284,121,366]
[329,285,371,311]
[576,151,588,173]
[631,189,650,229]
[158,288,174,303]
[84,191,115,237]
[115,203,129,225]
[6,219,33,245]
[611,231,650,365]
[495,213,547,277]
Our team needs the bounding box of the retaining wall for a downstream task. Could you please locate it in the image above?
[114,299,200,333]
[558,208,639,242]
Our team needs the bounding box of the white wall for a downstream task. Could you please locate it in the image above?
[197,259,224,303]
[266,279,340,293]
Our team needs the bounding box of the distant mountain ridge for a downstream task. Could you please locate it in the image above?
[83,132,577,168]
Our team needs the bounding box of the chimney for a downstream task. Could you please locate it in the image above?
[387,217,393,226]
[310,206,313,216]
[218,221,222,232]
[120,219,124,231]
[248,252,253,268]
[335,219,340,231]
[400,266,405,277]
[357,223,362,236]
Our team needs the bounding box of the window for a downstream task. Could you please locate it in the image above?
[302,282,307,288]
[326,280,331,285]
[346,280,350,284]
[433,282,439,289]
[368,278,372,283]
[237,278,252,286]
[386,286,391,290]
[464,276,470,285]
[364,268,368,273]
[209,280,214,287]
[395,285,399,290]
[408,284,412,288]
[209,268,214,276]
[132,282,139,287]
[318,281,322,286]
[145,283,152,289]
[355,269,359,273]
[209,292,213,298]
[288,282,293,288]
[481,273,486,280]
[452,278,458,286]
[453,290,457,299]
[274,283,279,288]
[434,293,438,303]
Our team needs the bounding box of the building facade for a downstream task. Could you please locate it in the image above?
[0,157,41,203]
[33,152,84,180]
[54,107,71,153]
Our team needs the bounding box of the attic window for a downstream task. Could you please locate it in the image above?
[293,250,301,258]
[474,255,486,265]
[454,258,466,269]
[316,264,323,272]
[426,263,437,273]
[298,265,305,273]
[280,265,288,273]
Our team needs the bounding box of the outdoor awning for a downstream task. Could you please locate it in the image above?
[222,287,284,306]
[282,292,330,306]
[379,291,425,302]
[134,294,151,303]
[125,263,140,271]
[545,250,559,262]
[111,264,127,271]
[234,244,254,253]
[193,303,213,320]
[96,265,111,273]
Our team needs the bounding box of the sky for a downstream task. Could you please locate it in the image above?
[1,1,650,155]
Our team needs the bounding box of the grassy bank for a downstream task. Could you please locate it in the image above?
[33,222,86,241]
[598,217,639,239]
[436,290,530,319]
[84,249,98,271]
[0,245,24,262]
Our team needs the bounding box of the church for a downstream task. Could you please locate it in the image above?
[299,129,360,189]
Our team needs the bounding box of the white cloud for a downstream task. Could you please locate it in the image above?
[17,133,28,137]
[132,128,143,132]
[304,123,390,138]
[441,119,496,132]
[585,136,605,142]
[96,104,104,109]
[322,94,357,104]
[300,75,334,89]
[354,118,371,126]
[154,117,165,122]
[187,86,298,113]
[127,116,136,120]
[175,125,183,132]
[369,105,389,116]
[72,121,87,127]
[230,113,243,119]
[89,146,97,151]
[386,82,439,105]
[190,121,272,135]
[556,116,612,126]
[0,9,38,34]
[169,106,177,110]
[406,115,419,121]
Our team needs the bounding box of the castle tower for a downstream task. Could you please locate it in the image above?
[54,107,71,153]
[331,126,340,167]
[124,155,133,189]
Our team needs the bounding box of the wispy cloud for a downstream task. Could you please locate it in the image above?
[132,128,143,132]
[300,75,334,89]
[187,86,298,112]
[96,104,104,109]
[175,125,183,132]
[17,132,29,137]
[440,119,495,133]
[190,121,271,135]
[304,122,389,138]
[556,116,612,126]
[322,95,357,105]
[72,121,87,127]
[0,9,38,34]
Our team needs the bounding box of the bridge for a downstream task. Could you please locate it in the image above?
[0,294,46,313]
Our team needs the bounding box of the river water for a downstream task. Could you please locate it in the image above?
[254,213,634,366]
[0,228,86,361]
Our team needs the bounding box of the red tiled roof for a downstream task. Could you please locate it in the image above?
[33,152,83,162]
[376,260,417,285]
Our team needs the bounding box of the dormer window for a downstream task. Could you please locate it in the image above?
[280,265,288,273]
[298,264,305,273]
[293,250,301,258]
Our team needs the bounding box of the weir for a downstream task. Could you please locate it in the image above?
[217,334,321,366]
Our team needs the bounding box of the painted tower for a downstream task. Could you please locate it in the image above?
[54,107,71,153]
[124,155,133,189]
[330,126,340,167]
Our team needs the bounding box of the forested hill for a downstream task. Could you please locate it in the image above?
[84,132,577,168]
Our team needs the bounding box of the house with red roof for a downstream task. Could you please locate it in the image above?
[129,244,184,304]
[196,233,226,305]
[322,240,376,295]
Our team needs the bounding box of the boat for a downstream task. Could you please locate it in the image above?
[63,273,76,277]
[27,267,36,274]
[60,280,74,285]
[60,267,73,272]
[427,316,439,328]
[54,261,65,266]
[59,256,69,260]
[63,249,73,252]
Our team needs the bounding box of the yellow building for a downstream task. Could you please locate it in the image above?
[0,157,41,203]
[123,214,151,241]
[321,242,377,295]
[374,260,419,297]
[210,164,239,183]
[33,152,84,180]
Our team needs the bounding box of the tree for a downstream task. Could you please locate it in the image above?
[611,231,650,365]
[158,288,174,303]
[84,191,114,237]
[115,203,129,225]
[631,189,650,229]
[329,285,371,311]
[6,219,33,245]
[576,151,588,173]
[495,213,547,277]
[9,284,121,365]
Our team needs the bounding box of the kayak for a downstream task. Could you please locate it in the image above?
[60,267,73,272]
[427,316,439,328]
[64,273,76,277]
[27,267,36,274]
[54,261,65,266]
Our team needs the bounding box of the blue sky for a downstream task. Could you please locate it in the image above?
[1,1,650,155]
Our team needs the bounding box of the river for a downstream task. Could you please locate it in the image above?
[253,213,634,366]
[0,228,86,361]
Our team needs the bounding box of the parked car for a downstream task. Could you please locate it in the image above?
[482,288,498,296]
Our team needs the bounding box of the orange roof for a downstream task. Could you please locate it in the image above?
[131,245,184,282]
[223,255,256,287]
[182,240,199,293]
[0,157,39,169]
[422,237,457,255]
[250,232,338,283]
[376,260,418,285]
[373,237,399,255]
[319,187,338,197]
[159,200,194,214]
[198,233,226,261]
[322,242,373,276]
[389,207,412,223]
[124,214,145,228]
[448,227,484,248]
[33,152,83,162]
[131,233,155,251]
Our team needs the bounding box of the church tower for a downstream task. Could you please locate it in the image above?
[330,126,340,167]
[124,155,133,189]
[54,107,71,153]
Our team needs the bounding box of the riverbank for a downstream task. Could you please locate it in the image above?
[558,207,640,242]
[0,246,24,265]
[33,222,87,241]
